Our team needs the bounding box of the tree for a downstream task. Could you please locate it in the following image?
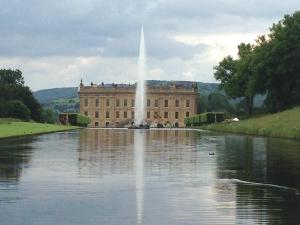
[0,69,24,86]
[0,69,43,121]
[257,12,300,112]
[213,45,255,116]
[214,11,300,114]
[197,94,208,113]
[0,100,31,121]
[207,92,230,112]
[41,108,55,124]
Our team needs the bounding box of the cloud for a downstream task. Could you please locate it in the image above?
[0,0,299,89]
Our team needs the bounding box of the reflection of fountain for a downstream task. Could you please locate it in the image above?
[134,25,147,128]
[134,130,144,225]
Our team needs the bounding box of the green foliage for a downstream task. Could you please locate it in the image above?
[214,11,300,114]
[0,69,24,86]
[0,69,42,121]
[59,113,90,127]
[0,100,31,121]
[184,112,225,126]
[214,44,255,115]
[41,108,55,124]
[197,94,208,113]
[207,93,230,112]
[41,98,79,122]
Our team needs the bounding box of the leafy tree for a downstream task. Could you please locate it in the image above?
[0,69,42,121]
[207,92,230,112]
[214,11,300,114]
[41,108,55,124]
[197,94,208,113]
[0,69,24,86]
[213,47,255,115]
[0,100,31,121]
[255,12,300,112]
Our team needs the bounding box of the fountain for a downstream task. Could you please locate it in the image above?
[131,25,149,129]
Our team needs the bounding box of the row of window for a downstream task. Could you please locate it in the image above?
[85,111,190,119]
[84,98,190,107]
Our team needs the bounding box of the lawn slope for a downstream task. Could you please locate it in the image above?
[206,107,300,139]
[0,118,79,139]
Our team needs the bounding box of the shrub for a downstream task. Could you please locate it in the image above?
[41,108,55,124]
[0,100,31,121]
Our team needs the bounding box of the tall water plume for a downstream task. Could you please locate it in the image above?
[134,26,147,125]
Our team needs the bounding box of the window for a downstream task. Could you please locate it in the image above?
[95,122,99,127]
[84,111,88,116]
[106,99,110,107]
[106,111,109,118]
[164,99,168,107]
[124,99,127,107]
[155,99,158,107]
[95,99,99,107]
[131,111,134,119]
[132,99,135,107]
[84,98,88,106]
[164,112,168,118]
[95,111,99,118]
[124,111,127,118]
[147,99,150,107]
[186,100,190,107]
[147,111,150,118]
[175,99,179,107]
[175,122,179,128]
[116,111,119,118]
[186,112,189,117]
[105,122,109,127]
[116,99,120,107]
[175,112,179,119]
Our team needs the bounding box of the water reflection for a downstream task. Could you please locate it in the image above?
[0,137,33,183]
[0,129,299,224]
[134,130,144,225]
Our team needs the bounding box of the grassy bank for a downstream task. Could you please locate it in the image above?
[204,107,300,139]
[0,118,79,139]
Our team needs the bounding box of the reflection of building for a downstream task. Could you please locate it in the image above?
[78,81,198,127]
[77,129,199,176]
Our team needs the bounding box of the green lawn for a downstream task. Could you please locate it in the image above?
[205,107,300,139]
[0,118,79,139]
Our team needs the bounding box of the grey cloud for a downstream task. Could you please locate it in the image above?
[100,33,207,59]
[0,0,299,58]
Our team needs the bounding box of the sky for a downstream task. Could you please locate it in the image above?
[0,0,299,90]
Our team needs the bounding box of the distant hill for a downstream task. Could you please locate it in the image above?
[33,87,78,104]
[33,81,220,105]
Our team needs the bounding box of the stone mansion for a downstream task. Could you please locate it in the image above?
[78,81,198,127]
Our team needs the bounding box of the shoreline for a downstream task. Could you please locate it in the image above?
[197,126,300,140]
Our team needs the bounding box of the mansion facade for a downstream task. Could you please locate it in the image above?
[78,81,198,127]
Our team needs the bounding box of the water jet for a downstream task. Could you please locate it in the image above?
[130,25,148,129]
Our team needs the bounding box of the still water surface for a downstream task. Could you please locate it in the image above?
[0,129,299,225]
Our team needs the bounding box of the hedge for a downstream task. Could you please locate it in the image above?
[184,112,225,126]
[59,113,91,127]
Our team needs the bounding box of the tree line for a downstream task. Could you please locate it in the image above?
[214,11,300,115]
[0,69,54,123]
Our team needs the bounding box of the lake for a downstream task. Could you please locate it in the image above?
[0,128,299,225]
